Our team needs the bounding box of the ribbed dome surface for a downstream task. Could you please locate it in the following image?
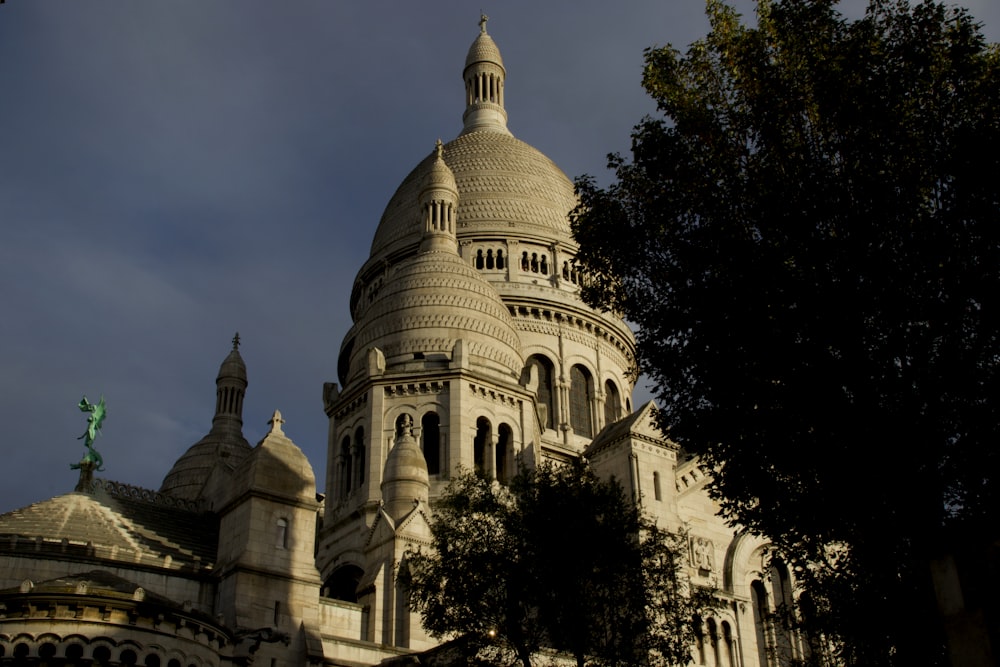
[349,248,523,379]
[465,30,504,70]
[218,347,247,383]
[369,131,578,262]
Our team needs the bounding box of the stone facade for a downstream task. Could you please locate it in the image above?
[0,19,808,667]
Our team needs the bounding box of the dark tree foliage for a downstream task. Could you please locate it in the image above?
[571,1,1000,663]
[401,464,711,667]
[399,471,540,667]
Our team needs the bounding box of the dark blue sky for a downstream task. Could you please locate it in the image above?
[1,1,996,511]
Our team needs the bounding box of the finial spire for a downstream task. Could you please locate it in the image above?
[479,13,489,34]
[232,332,241,350]
[435,138,444,159]
[267,409,285,435]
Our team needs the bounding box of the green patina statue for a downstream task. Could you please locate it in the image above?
[71,395,106,472]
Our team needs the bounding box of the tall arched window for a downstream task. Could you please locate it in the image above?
[653,471,662,501]
[496,424,513,484]
[692,615,706,665]
[276,518,288,549]
[770,559,795,665]
[422,412,441,475]
[474,417,491,474]
[751,580,771,667]
[354,426,365,486]
[604,379,622,424]
[340,436,353,498]
[569,365,594,438]
[722,621,736,667]
[527,355,555,430]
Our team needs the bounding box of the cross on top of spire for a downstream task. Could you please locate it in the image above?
[232,332,241,350]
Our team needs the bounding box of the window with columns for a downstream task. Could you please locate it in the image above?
[569,365,594,438]
[527,355,556,430]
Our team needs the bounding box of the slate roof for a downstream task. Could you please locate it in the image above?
[0,480,218,572]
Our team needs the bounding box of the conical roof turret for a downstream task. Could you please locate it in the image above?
[159,335,252,501]
[211,333,248,436]
[462,14,509,135]
[381,415,428,521]
[418,140,459,253]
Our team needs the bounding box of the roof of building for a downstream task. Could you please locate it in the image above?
[0,481,218,571]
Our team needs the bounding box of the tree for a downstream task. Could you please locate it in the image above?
[401,464,711,667]
[571,1,1000,664]
[399,471,541,667]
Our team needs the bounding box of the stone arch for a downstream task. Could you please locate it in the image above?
[324,564,365,603]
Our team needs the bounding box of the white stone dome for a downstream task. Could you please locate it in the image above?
[369,130,579,262]
[346,246,523,381]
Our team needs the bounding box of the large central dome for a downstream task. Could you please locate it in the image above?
[369,131,578,260]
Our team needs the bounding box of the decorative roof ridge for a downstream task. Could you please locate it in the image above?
[91,478,207,513]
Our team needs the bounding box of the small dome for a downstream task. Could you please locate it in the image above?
[465,27,504,71]
[233,411,316,504]
[346,248,523,381]
[381,416,428,521]
[369,131,578,262]
[420,140,458,198]
[218,347,247,384]
[160,336,251,501]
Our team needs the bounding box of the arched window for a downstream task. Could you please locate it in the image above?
[422,412,441,475]
[770,559,795,664]
[476,249,484,269]
[276,518,288,549]
[527,355,555,430]
[496,249,505,269]
[653,471,662,501]
[708,618,721,667]
[474,417,491,474]
[751,580,771,667]
[496,424,513,484]
[324,565,364,603]
[340,436,353,498]
[604,379,622,424]
[722,621,736,667]
[692,615,706,665]
[486,249,495,269]
[354,426,365,486]
[569,365,594,438]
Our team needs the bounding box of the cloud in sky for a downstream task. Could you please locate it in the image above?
[1,0,997,511]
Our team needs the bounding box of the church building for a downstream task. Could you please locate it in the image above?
[0,19,803,667]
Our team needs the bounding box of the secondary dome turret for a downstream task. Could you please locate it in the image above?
[341,144,523,384]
